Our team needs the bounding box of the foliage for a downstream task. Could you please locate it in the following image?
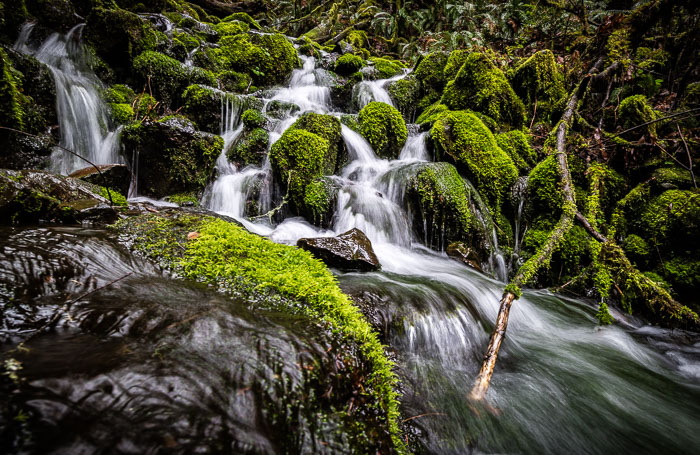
[494,130,537,173]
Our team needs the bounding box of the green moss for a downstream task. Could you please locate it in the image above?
[405,162,476,250]
[414,52,448,93]
[97,186,127,206]
[302,177,338,226]
[215,33,299,86]
[415,102,449,127]
[623,233,650,266]
[596,301,614,325]
[652,166,694,189]
[111,213,405,451]
[368,57,403,79]
[495,130,537,173]
[108,102,134,124]
[431,111,517,209]
[103,84,134,104]
[511,50,566,121]
[213,20,249,36]
[618,94,656,137]
[528,155,563,216]
[241,109,265,129]
[335,53,364,76]
[340,114,361,133]
[222,12,261,30]
[165,192,200,207]
[346,30,369,50]
[638,189,700,249]
[441,52,526,129]
[0,48,24,129]
[358,102,407,160]
[216,70,252,92]
[388,76,420,120]
[443,49,470,81]
[606,28,630,68]
[663,258,700,296]
[289,112,343,174]
[227,127,269,168]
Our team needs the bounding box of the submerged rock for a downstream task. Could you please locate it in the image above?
[297,228,381,271]
[446,241,483,272]
[69,164,131,196]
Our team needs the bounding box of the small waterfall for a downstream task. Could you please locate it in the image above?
[14,24,123,175]
[270,55,331,113]
[399,131,429,161]
[352,73,405,110]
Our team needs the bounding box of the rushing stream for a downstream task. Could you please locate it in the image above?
[3,28,700,454]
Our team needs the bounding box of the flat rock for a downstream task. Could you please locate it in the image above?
[69,164,131,196]
[446,241,483,272]
[297,228,381,271]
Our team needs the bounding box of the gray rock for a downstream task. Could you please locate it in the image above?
[69,164,131,196]
[297,228,381,271]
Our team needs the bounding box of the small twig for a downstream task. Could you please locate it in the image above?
[401,412,447,423]
[605,108,700,142]
[529,96,538,130]
[676,123,697,188]
[0,126,114,206]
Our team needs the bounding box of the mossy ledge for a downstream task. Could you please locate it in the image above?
[111,212,406,452]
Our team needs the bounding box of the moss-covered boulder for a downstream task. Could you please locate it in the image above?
[441,52,526,128]
[366,57,403,80]
[330,71,363,112]
[511,49,566,121]
[414,52,448,96]
[289,112,344,174]
[85,7,163,76]
[269,129,337,226]
[0,48,26,131]
[618,94,657,137]
[133,51,216,107]
[265,100,301,120]
[181,84,263,133]
[404,162,478,253]
[358,102,407,159]
[334,53,364,76]
[121,116,223,198]
[388,75,420,121]
[495,130,537,174]
[227,127,269,168]
[241,108,266,129]
[430,111,517,209]
[415,102,449,127]
[443,49,470,81]
[215,33,298,86]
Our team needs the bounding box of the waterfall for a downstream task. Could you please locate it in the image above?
[352,72,406,110]
[14,23,123,175]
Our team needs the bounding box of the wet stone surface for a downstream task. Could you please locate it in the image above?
[298,228,381,271]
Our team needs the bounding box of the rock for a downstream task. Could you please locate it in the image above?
[121,116,223,199]
[358,102,407,159]
[69,164,131,196]
[446,241,483,272]
[182,85,263,134]
[265,100,300,120]
[0,169,118,225]
[297,228,381,271]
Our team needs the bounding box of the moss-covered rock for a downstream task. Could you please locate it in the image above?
[334,53,364,76]
[388,75,420,121]
[618,94,656,137]
[0,48,24,130]
[415,102,449,127]
[431,111,517,209]
[289,112,344,174]
[623,233,651,267]
[133,50,215,107]
[527,155,563,216]
[414,52,448,94]
[637,189,699,252]
[222,12,261,30]
[265,100,300,120]
[358,102,407,159]
[495,130,537,173]
[85,7,164,76]
[181,84,262,133]
[330,71,363,112]
[443,49,470,81]
[241,108,265,129]
[404,162,478,252]
[511,49,566,121]
[441,52,526,128]
[227,127,269,168]
[121,116,223,198]
[215,33,298,86]
[216,69,252,93]
[212,20,249,36]
[366,57,403,80]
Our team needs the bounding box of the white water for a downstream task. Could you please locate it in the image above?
[14,24,123,175]
[353,72,406,110]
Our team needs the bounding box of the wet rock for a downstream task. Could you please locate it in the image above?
[297,228,381,271]
[446,241,483,272]
[0,169,117,225]
[182,84,263,134]
[121,117,223,199]
[69,164,131,196]
[265,100,300,120]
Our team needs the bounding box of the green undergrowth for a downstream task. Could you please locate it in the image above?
[112,213,406,452]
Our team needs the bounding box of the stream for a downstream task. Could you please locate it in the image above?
[3,25,700,454]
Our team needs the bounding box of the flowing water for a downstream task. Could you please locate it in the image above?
[14,24,123,175]
[4,31,700,453]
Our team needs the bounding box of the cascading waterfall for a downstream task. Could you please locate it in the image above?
[14,24,123,175]
[199,46,700,453]
[353,72,406,109]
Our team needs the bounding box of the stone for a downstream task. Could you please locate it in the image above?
[297,228,381,271]
[446,241,483,272]
[69,164,131,196]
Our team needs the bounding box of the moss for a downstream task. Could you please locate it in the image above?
[663,258,700,296]
[97,186,127,206]
[637,189,700,250]
[241,108,265,129]
[431,111,517,209]
[414,52,448,94]
[340,114,361,133]
[495,130,537,173]
[0,48,24,130]
[302,177,338,226]
[441,52,526,129]
[405,162,476,251]
[217,70,252,93]
[165,192,200,207]
[133,50,215,106]
[108,102,134,124]
[358,102,407,160]
[618,94,656,137]
[511,50,566,121]
[388,76,420,121]
[443,49,470,81]
[103,84,135,104]
[596,301,614,325]
[368,57,403,79]
[289,112,343,174]
[227,127,269,168]
[213,20,249,36]
[415,102,449,127]
[606,28,630,68]
[335,53,364,76]
[528,155,564,216]
[221,12,261,30]
[346,30,369,50]
[623,234,650,266]
[111,213,405,451]
[215,33,298,86]
[652,166,694,189]
[269,129,329,219]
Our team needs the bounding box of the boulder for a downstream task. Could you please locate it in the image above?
[446,241,483,272]
[297,228,381,271]
[69,164,131,197]
[0,169,118,225]
[358,102,407,159]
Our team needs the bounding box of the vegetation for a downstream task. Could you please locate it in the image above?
[358,101,407,159]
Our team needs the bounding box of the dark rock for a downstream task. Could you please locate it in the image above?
[69,164,131,196]
[331,72,362,112]
[297,228,381,271]
[446,241,483,272]
[0,169,117,225]
[265,100,300,120]
[121,117,223,199]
